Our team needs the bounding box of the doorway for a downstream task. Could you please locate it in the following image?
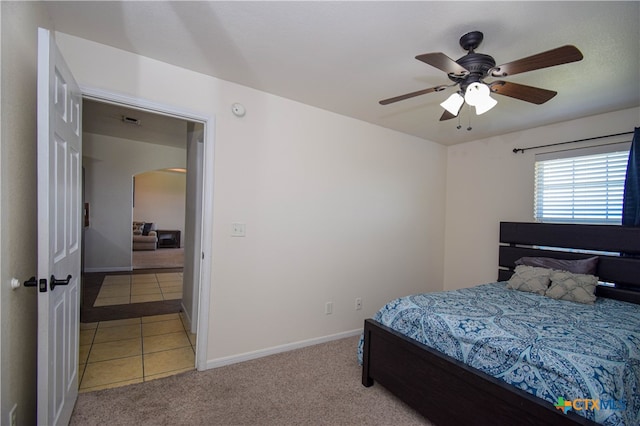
[78,92,212,390]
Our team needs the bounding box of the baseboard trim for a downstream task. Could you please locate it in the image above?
[83,266,132,273]
[180,302,192,331]
[203,328,363,370]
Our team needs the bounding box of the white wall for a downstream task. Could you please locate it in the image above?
[443,106,640,291]
[0,2,51,424]
[134,170,186,247]
[56,33,448,363]
[83,132,186,271]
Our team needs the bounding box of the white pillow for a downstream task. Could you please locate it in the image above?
[506,265,552,295]
[545,270,598,304]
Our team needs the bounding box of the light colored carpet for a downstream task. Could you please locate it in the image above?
[133,247,184,269]
[70,336,432,426]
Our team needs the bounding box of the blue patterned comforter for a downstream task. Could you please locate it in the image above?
[358,282,640,425]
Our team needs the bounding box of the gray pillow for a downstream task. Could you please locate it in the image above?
[515,256,598,275]
[545,270,598,304]
[506,265,552,295]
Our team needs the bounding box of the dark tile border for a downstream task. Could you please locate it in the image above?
[81,269,183,323]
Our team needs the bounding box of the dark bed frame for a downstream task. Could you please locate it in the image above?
[362,222,640,426]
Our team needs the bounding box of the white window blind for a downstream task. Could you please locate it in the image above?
[534,143,631,224]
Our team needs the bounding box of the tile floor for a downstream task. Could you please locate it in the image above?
[93,272,183,307]
[79,312,196,392]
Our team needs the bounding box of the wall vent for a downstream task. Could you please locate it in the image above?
[122,115,141,126]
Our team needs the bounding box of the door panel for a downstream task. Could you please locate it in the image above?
[37,27,82,426]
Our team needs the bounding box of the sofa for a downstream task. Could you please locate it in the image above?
[133,221,158,251]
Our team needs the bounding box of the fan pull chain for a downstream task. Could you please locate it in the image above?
[467,104,472,131]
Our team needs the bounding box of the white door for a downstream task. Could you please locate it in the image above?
[37,27,82,426]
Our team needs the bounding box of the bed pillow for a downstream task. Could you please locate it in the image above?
[506,265,552,295]
[515,256,598,275]
[545,270,598,304]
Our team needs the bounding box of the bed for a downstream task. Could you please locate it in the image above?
[360,222,640,426]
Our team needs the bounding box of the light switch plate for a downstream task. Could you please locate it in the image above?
[231,222,246,237]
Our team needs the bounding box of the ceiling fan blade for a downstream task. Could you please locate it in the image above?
[415,53,469,76]
[491,45,583,77]
[439,110,456,121]
[490,81,557,104]
[379,85,447,105]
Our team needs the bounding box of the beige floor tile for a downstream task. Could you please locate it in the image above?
[131,274,157,283]
[88,338,142,363]
[77,313,194,392]
[142,313,180,323]
[143,331,191,354]
[158,280,183,288]
[80,322,98,330]
[79,378,143,393]
[94,296,130,307]
[94,324,141,343]
[131,294,164,304]
[162,292,182,300]
[156,273,182,282]
[102,275,131,284]
[143,347,194,376]
[79,344,92,364]
[142,319,185,337]
[80,356,143,389]
[130,281,160,290]
[80,329,96,346]
[130,286,162,296]
[99,318,141,328]
[159,284,182,293]
[144,367,193,382]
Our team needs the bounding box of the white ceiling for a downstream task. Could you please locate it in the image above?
[83,99,190,148]
[47,1,640,146]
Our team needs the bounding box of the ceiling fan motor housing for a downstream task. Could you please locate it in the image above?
[450,53,496,90]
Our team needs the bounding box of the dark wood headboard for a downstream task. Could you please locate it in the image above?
[498,222,640,304]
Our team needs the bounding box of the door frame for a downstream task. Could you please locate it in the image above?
[81,87,214,370]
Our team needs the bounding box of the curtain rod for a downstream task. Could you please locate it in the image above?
[512,131,634,154]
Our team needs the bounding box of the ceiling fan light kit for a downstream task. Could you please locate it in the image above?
[380,30,583,125]
[440,92,465,116]
[474,94,498,115]
[464,83,498,115]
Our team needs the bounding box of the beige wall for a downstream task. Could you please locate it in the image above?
[83,132,187,271]
[55,33,448,363]
[443,106,640,291]
[0,2,51,424]
[133,170,186,247]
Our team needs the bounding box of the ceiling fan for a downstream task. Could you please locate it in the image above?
[379,31,583,121]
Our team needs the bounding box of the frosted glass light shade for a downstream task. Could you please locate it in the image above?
[440,93,464,116]
[474,95,498,115]
[465,82,497,115]
[464,82,489,106]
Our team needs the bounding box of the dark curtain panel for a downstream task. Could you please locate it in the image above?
[622,127,640,226]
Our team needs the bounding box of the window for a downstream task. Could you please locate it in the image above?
[534,142,631,224]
